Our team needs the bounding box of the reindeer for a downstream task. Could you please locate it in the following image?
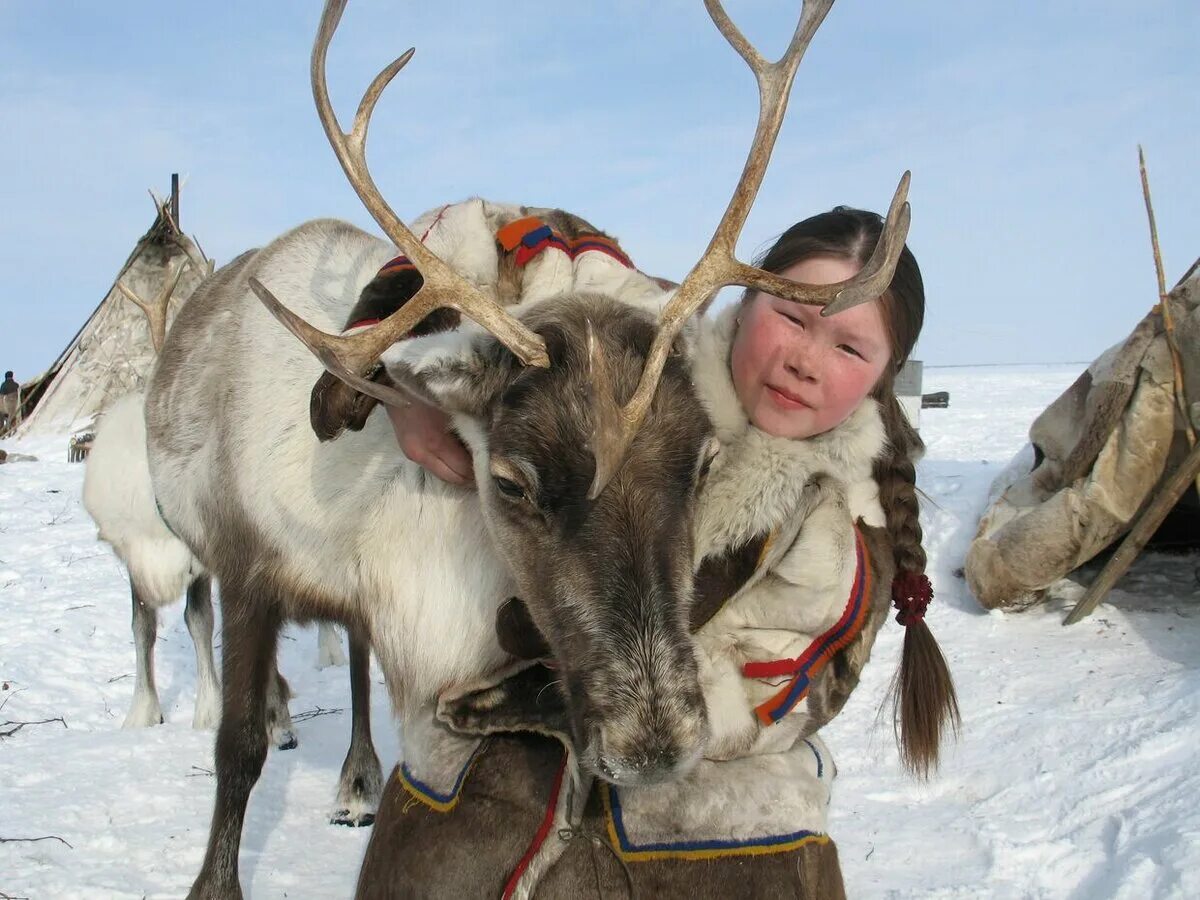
[143,1,909,897]
[82,259,383,827]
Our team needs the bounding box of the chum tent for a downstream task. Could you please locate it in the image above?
[12,187,211,439]
[965,258,1200,612]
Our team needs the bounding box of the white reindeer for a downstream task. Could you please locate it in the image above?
[83,264,382,827]
[83,394,300,738]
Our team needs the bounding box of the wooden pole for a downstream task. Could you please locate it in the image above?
[1064,438,1200,624]
[1138,146,1199,497]
[171,172,180,229]
[1138,146,1167,299]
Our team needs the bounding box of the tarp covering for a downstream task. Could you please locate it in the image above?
[965,260,1200,609]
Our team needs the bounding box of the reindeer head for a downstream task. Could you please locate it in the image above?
[374,295,717,783]
[250,0,913,785]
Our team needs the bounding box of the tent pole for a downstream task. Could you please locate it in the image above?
[1064,439,1200,625]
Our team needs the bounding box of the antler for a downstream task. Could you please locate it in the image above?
[116,261,186,354]
[250,0,549,401]
[587,0,912,497]
[149,183,217,277]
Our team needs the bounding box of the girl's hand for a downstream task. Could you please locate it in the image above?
[384,400,475,486]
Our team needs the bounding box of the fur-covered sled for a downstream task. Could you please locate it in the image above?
[965,260,1200,610]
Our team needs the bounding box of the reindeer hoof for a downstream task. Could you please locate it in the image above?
[122,705,166,729]
[330,809,375,827]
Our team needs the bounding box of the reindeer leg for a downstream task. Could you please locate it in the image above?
[123,584,164,728]
[266,661,298,751]
[316,620,348,668]
[186,575,221,731]
[188,597,280,900]
[331,626,382,827]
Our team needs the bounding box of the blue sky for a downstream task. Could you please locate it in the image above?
[1,1,1196,381]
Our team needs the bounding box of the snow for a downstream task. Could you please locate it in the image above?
[2,363,1197,899]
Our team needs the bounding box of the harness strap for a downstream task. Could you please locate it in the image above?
[502,755,568,899]
[496,216,634,269]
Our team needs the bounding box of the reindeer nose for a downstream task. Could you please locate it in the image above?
[593,714,708,787]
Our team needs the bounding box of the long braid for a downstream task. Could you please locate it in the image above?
[875,392,960,778]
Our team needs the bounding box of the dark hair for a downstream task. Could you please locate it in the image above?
[747,206,923,381]
[747,206,959,778]
[4,371,12,379]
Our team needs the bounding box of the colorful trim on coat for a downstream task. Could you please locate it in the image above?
[601,785,828,861]
[743,526,873,725]
[344,199,446,331]
[377,253,418,276]
[495,216,634,269]
[501,755,568,899]
[396,741,486,813]
[344,254,420,332]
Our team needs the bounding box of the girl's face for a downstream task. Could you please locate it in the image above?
[730,256,891,440]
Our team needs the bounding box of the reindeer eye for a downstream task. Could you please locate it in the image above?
[493,476,525,499]
[698,442,720,483]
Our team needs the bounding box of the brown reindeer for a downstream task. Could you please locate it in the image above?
[144,1,910,897]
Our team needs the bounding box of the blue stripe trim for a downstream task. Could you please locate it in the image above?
[399,744,481,805]
[608,785,822,853]
[803,739,824,779]
[767,674,811,724]
[520,225,554,247]
[763,533,867,722]
[153,497,184,542]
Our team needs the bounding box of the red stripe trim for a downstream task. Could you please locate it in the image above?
[374,203,447,278]
[418,203,450,242]
[344,317,382,331]
[379,255,417,272]
[497,215,634,270]
[569,240,633,268]
[515,233,570,267]
[501,755,567,899]
[746,527,873,725]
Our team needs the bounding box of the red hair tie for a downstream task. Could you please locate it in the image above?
[892,571,932,626]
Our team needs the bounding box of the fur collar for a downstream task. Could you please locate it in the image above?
[691,305,887,557]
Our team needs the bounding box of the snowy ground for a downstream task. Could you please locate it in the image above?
[1,363,1197,899]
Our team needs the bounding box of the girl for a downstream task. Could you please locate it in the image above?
[334,201,958,897]
[704,207,958,775]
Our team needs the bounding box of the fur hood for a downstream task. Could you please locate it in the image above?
[690,304,888,559]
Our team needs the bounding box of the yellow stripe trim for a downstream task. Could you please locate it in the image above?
[601,785,828,861]
[395,753,481,814]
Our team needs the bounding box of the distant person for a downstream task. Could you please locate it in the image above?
[0,370,19,430]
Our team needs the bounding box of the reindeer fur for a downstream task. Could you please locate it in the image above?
[144,205,715,899]
[84,394,222,731]
[84,377,380,827]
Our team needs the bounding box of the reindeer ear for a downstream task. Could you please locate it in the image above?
[379,329,518,417]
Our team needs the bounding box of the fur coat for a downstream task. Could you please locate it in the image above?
[689,305,892,760]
